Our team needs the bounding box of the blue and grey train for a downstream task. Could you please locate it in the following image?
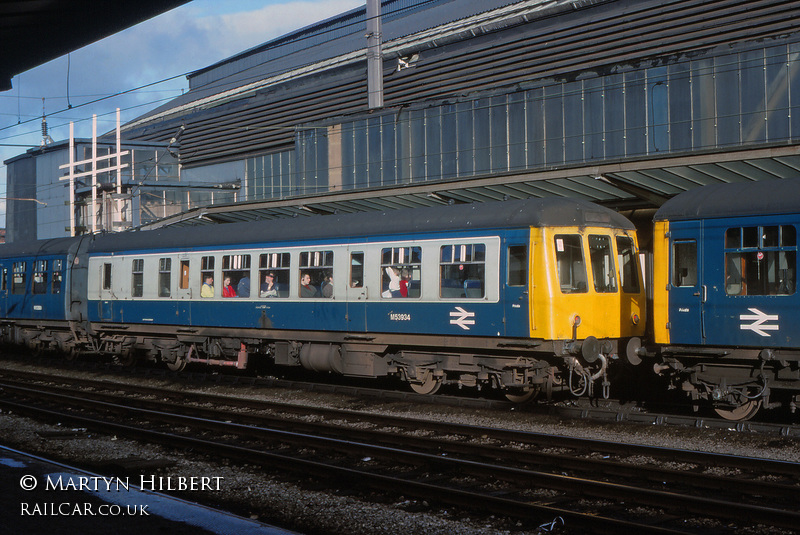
[0,197,646,401]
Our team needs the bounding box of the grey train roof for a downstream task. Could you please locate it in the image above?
[0,197,632,258]
[654,178,800,222]
[87,196,633,254]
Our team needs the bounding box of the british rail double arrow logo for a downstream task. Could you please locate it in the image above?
[450,307,476,330]
[739,308,779,337]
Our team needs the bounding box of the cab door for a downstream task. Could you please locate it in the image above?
[503,239,530,337]
[668,221,704,344]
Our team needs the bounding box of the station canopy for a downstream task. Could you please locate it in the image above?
[142,145,800,229]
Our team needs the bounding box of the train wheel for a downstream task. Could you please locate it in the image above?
[113,350,137,367]
[409,373,442,395]
[714,399,762,421]
[505,387,540,403]
[166,358,187,372]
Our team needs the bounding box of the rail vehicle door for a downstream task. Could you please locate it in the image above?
[0,263,7,317]
[667,221,705,344]
[345,250,368,331]
[503,240,530,337]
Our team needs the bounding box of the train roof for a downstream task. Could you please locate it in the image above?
[88,196,634,254]
[654,178,800,222]
[0,197,634,258]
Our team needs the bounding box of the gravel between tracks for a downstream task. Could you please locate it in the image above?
[1,360,799,535]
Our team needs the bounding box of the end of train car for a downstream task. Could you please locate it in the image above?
[647,178,800,420]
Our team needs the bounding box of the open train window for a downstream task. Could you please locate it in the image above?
[381,246,421,298]
[158,258,171,297]
[259,252,290,298]
[555,235,587,293]
[299,250,334,298]
[131,259,144,297]
[725,225,796,296]
[200,256,215,298]
[33,260,48,294]
[12,262,27,294]
[52,260,62,294]
[440,244,485,298]
[616,236,641,293]
[222,254,251,298]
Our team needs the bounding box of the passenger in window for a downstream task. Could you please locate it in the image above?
[201,276,214,298]
[321,273,333,298]
[300,272,319,298]
[382,267,401,298]
[400,268,410,298]
[222,276,237,298]
[237,275,250,297]
[260,272,278,297]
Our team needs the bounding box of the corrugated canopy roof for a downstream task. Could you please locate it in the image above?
[141,145,800,229]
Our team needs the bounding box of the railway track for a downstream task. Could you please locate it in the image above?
[0,369,798,534]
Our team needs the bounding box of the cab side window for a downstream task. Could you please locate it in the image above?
[672,240,697,288]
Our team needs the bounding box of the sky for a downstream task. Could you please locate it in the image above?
[0,0,364,227]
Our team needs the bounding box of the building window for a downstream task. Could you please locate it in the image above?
[131,259,144,297]
[381,247,421,298]
[725,225,796,296]
[440,244,485,298]
[555,235,587,293]
[33,260,48,294]
[159,257,171,297]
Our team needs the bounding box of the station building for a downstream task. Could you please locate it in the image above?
[6,0,800,239]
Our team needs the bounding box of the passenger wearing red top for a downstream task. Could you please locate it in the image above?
[222,276,237,298]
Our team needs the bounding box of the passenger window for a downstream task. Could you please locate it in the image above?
[102,263,112,291]
[222,254,251,298]
[725,225,796,296]
[507,245,527,287]
[381,246,421,298]
[589,235,617,293]
[440,244,485,298]
[350,252,364,288]
[159,258,171,297]
[259,252,290,298]
[555,235,587,293]
[616,236,641,293]
[33,260,48,295]
[52,260,62,294]
[131,259,144,297]
[12,262,25,295]
[299,251,333,298]
[672,241,697,288]
[200,256,215,298]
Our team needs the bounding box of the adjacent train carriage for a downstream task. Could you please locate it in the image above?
[651,179,800,419]
[0,197,646,400]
